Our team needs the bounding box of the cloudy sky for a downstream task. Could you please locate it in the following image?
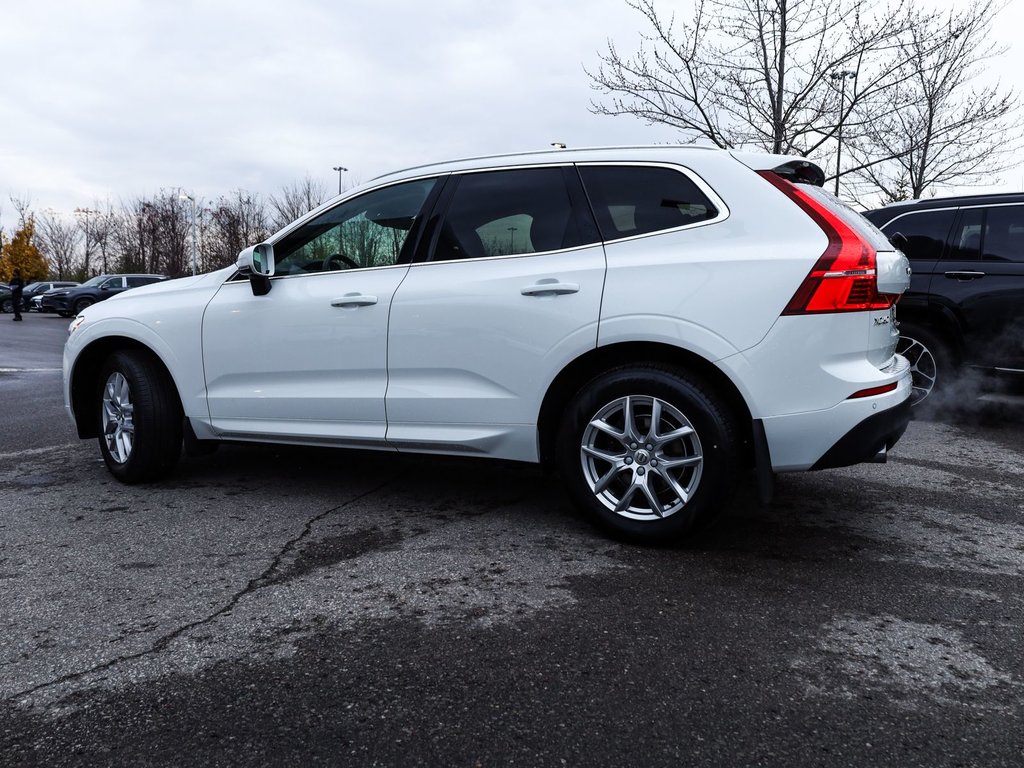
[2,0,1022,224]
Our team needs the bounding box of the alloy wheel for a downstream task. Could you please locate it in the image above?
[895,335,936,405]
[102,371,135,463]
[580,395,703,520]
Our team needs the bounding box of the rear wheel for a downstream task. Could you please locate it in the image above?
[896,323,955,406]
[97,350,182,483]
[557,365,739,542]
[1,299,11,313]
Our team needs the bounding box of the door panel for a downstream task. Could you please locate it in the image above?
[932,205,1024,369]
[202,268,408,444]
[386,248,606,460]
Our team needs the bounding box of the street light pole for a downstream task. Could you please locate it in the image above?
[179,193,198,276]
[830,70,857,197]
[332,166,348,195]
[74,207,99,274]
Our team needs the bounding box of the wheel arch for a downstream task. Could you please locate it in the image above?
[70,337,182,439]
[537,341,754,470]
[898,300,966,363]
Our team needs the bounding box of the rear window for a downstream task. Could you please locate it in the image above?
[577,165,719,241]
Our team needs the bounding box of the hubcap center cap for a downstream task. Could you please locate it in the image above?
[634,449,650,466]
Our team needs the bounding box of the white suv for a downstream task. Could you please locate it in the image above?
[64,147,912,541]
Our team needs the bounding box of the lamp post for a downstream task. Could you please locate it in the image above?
[179,193,198,276]
[830,70,857,197]
[332,165,348,195]
[74,207,100,274]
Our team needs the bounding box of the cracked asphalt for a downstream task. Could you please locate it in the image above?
[2,313,1023,767]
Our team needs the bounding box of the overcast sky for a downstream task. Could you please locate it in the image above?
[2,0,1022,225]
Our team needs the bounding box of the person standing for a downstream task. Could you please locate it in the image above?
[9,269,24,321]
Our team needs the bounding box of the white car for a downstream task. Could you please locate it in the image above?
[64,146,912,541]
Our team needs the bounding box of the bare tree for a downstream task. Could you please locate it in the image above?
[209,190,273,269]
[9,196,34,229]
[847,0,1020,201]
[269,175,330,231]
[586,0,1019,199]
[587,0,919,155]
[35,210,82,279]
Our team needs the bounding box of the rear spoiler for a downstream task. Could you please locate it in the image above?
[730,151,826,187]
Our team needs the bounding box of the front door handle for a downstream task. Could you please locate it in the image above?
[944,271,986,281]
[521,281,580,297]
[331,293,378,307]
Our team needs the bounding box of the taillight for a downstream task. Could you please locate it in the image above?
[759,171,897,314]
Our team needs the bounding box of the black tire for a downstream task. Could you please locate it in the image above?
[96,350,182,483]
[896,322,956,406]
[58,311,72,318]
[74,297,95,313]
[1,299,11,313]
[556,364,739,543]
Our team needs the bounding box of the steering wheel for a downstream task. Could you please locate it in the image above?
[323,253,359,271]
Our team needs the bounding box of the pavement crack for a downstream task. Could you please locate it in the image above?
[6,480,389,706]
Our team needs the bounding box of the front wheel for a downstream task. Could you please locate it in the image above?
[557,365,739,542]
[1,299,11,313]
[97,350,182,483]
[74,297,95,313]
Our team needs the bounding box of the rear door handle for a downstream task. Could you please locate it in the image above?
[331,293,378,307]
[521,281,580,296]
[944,271,986,281]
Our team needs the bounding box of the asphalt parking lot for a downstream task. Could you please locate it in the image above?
[2,311,1023,767]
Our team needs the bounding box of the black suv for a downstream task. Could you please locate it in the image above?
[21,281,79,311]
[864,194,1024,403]
[50,274,166,317]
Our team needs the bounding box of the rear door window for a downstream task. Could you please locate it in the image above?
[431,167,595,262]
[979,205,1024,262]
[878,210,955,261]
[577,165,720,241]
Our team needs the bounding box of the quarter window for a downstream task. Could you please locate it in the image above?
[432,168,589,262]
[272,178,438,276]
[578,165,718,241]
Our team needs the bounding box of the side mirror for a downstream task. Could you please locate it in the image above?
[236,243,275,276]
[236,243,275,296]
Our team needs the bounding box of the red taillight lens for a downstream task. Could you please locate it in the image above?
[759,171,896,314]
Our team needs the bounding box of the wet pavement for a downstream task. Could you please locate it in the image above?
[1,314,1022,766]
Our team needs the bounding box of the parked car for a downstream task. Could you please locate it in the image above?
[49,274,166,317]
[64,147,912,541]
[21,281,80,312]
[864,194,1024,404]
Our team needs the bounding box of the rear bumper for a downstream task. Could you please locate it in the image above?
[759,360,912,471]
[810,398,911,470]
